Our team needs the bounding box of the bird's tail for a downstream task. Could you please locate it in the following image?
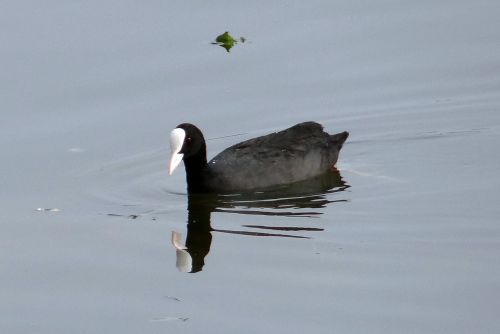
[330,131,349,150]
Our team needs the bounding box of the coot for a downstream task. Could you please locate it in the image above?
[169,122,348,193]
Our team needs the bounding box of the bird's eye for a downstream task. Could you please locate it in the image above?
[186,137,192,143]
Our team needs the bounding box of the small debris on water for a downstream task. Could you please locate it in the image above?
[68,147,85,153]
[212,31,246,52]
[164,296,181,302]
[35,208,61,212]
[106,213,140,220]
[150,316,189,322]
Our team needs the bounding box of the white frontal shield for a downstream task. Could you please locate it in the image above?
[169,128,185,175]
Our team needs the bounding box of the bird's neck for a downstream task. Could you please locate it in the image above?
[184,145,208,193]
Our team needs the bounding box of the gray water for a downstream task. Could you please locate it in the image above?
[2,1,500,333]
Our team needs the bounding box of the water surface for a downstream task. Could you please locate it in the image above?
[2,1,500,333]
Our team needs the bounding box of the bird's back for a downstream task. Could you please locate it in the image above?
[204,122,348,192]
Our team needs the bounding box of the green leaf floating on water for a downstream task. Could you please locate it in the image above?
[212,31,246,52]
[215,31,237,44]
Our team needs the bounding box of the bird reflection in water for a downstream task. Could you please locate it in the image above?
[171,169,349,273]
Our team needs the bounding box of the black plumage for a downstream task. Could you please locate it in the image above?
[170,122,348,193]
